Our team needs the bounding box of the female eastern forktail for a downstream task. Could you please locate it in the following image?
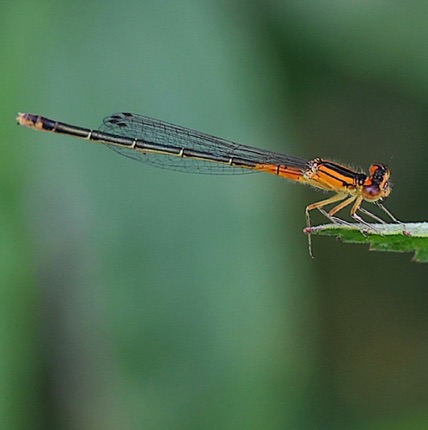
[17,112,399,254]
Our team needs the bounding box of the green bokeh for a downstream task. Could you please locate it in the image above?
[2,1,428,429]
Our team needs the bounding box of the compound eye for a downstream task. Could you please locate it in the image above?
[370,163,390,180]
[363,164,392,201]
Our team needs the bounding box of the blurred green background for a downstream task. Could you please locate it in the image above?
[2,1,428,429]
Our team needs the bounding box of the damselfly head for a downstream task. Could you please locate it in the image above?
[362,164,391,201]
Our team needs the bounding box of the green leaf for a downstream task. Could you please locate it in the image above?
[305,223,428,263]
